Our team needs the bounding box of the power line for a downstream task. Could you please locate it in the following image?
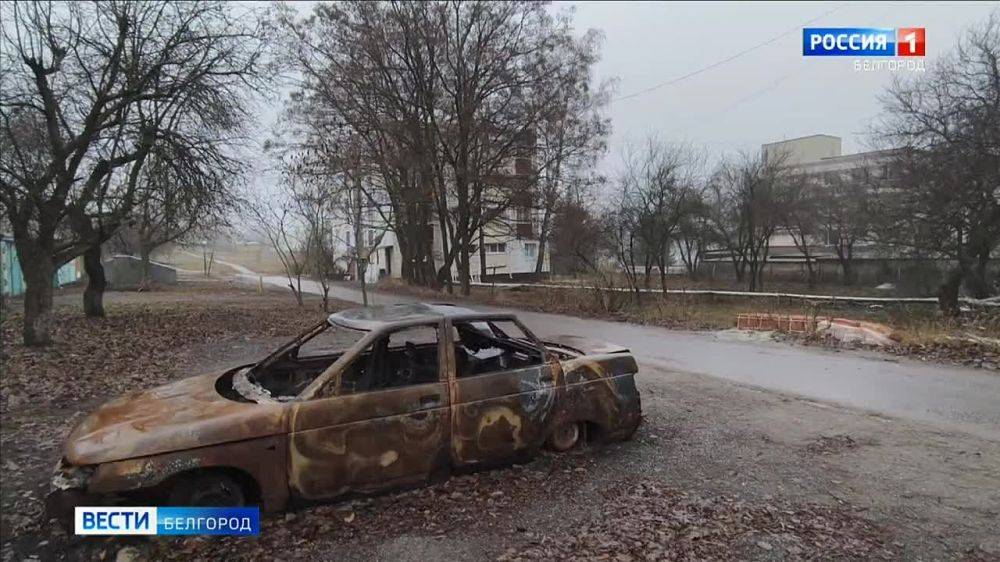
[701,3,897,124]
[612,3,847,103]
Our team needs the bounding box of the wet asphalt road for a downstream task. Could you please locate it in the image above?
[236,273,1000,442]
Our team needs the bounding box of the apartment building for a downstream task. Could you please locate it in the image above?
[341,155,551,284]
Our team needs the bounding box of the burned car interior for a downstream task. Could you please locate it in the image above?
[338,325,441,394]
[232,309,549,403]
[453,320,544,377]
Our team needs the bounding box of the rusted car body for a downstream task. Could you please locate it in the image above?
[48,303,641,515]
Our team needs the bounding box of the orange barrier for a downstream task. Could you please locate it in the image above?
[735,313,818,333]
[735,312,900,346]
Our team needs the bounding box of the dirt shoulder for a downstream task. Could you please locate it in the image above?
[2,283,998,560]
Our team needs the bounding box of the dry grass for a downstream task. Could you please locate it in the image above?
[154,243,290,275]
[542,273,905,298]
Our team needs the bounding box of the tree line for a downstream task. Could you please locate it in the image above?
[557,14,998,315]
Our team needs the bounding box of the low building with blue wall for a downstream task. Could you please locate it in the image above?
[1,235,82,297]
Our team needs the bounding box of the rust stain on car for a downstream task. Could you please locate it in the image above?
[47,303,642,520]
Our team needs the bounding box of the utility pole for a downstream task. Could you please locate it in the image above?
[351,142,369,306]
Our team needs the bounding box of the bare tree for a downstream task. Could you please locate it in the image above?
[275,1,441,289]
[285,169,336,311]
[529,25,613,274]
[548,197,598,275]
[816,168,877,286]
[779,173,822,288]
[0,1,269,344]
[876,13,1000,313]
[604,202,643,303]
[335,161,391,307]
[113,139,242,286]
[705,163,750,285]
[707,152,788,291]
[675,190,715,280]
[624,140,700,291]
[248,190,310,307]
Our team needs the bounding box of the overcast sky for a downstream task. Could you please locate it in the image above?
[263,1,997,178]
[561,1,998,167]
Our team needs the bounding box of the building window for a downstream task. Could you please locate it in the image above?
[485,243,507,254]
[523,242,537,259]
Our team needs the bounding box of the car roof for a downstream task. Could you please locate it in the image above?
[327,302,494,331]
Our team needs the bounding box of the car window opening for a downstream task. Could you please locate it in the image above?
[226,315,545,403]
[230,321,367,403]
[335,325,440,396]
[454,320,542,378]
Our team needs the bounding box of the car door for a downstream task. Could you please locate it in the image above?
[288,322,450,500]
[448,318,557,466]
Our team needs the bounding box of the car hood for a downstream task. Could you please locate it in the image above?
[541,334,629,356]
[64,371,287,465]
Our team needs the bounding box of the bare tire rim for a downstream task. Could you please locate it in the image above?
[551,422,580,451]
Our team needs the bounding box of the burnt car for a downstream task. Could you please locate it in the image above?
[49,303,641,516]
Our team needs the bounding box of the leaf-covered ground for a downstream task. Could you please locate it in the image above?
[500,481,896,561]
[0,283,337,559]
[1,283,329,411]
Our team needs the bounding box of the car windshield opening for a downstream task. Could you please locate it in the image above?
[231,320,366,403]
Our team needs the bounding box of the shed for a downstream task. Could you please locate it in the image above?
[104,255,178,288]
[1,235,83,297]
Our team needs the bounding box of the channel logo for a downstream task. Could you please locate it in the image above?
[803,28,925,57]
[75,506,260,536]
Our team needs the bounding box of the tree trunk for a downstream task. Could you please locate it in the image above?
[840,259,855,286]
[318,277,330,312]
[835,244,855,286]
[458,236,471,296]
[203,250,215,277]
[964,253,992,298]
[287,279,304,307]
[83,243,107,317]
[938,266,963,316]
[139,245,152,288]
[478,229,486,285]
[804,257,816,289]
[21,252,56,346]
[356,255,368,306]
[535,206,551,274]
[657,251,667,293]
[729,250,745,283]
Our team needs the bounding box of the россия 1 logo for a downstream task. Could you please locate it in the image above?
[803,28,925,57]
